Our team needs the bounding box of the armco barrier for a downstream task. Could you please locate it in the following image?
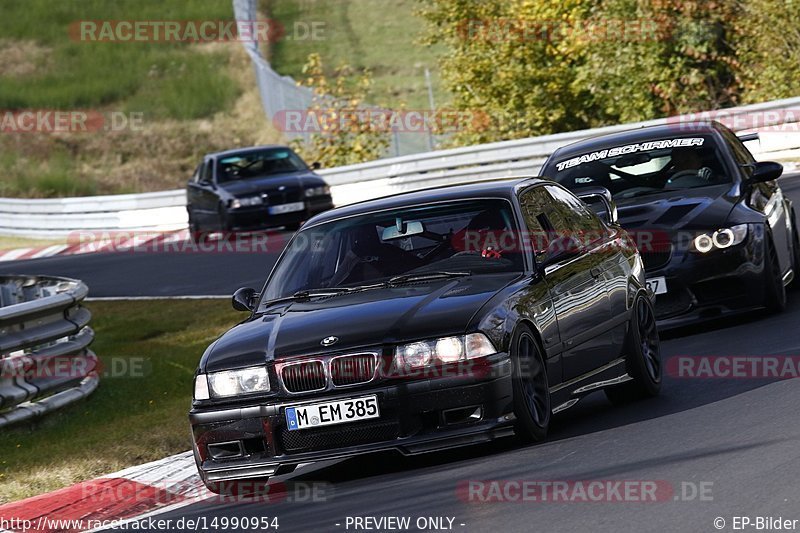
[0,275,97,427]
[2,96,800,237]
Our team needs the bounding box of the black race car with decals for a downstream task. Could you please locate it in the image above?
[541,121,797,327]
[186,145,333,238]
[189,177,661,493]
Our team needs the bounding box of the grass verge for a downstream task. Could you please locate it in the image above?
[0,299,239,504]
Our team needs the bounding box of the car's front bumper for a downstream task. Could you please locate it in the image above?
[645,228,769,328]
[189,354,513,486]
[227,197,333,230]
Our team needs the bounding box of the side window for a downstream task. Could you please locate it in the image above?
[543,185,606,245]
[518,186,556,263]
[719,128,756,177]
[191,164,201,183]
[199,161,213,183]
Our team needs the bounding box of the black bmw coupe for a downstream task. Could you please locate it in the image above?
[189,177,660,492]
[541,121,797,327]
[186,145,333,237]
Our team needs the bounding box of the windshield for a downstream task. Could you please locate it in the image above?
[217,148,308,182]
[261,199,523,301]
[547,135,729,200]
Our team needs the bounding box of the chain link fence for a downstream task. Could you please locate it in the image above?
[231,0,435,158]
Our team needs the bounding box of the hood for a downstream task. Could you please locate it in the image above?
[200,274,516,372]
[614,184,739,232]
[219,171,324,197]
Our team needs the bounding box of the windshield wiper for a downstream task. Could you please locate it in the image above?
[387,271,471,286]
[261,288,353,307]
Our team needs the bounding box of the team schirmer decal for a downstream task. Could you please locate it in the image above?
[555,137,705,171]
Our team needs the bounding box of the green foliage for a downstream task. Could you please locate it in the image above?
[419,0,800,144]
[290,53,390,167]
[0,0,238,120]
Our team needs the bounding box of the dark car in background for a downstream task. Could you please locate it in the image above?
[541,121,798,327]
[186,145,333,237]
[189,177,661,492]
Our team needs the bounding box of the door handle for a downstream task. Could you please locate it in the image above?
[590,267,602,279]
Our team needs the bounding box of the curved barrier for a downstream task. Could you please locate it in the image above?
[0,275,97,427]
[2,97,800,237]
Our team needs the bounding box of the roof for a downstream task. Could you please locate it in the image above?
[548,121,723,162]
[206,145,288,159]
[305,177,546,226]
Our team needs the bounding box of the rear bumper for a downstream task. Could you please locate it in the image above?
[189,355,513,486]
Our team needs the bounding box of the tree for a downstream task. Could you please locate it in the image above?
[290,53,390,167]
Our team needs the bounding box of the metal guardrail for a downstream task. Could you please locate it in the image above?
[2,97,800,237]
[0,275,97,427]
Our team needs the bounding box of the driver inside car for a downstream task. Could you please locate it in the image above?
[667,147,714,184]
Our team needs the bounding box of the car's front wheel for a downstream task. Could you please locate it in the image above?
[605,293,661,405]
[511,325,550,443]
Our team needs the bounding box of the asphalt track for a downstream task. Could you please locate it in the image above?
[5,175,800,532]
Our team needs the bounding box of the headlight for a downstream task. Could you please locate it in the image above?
[305,186,330,197]
[692,224,748,253]
[197,366,270,399]
[230,196,264,209]
[395,333,496,369]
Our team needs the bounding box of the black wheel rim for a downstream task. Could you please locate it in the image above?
[518,333,550,427]
[637,298,661,382]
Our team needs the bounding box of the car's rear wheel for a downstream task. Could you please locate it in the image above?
[511,325,550,443]
[790,210,800,290]
[764,235,787,313]
[605,294,661,405]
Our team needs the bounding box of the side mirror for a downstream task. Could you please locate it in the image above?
[232,287,258,312]
[541,235,583,270]
[310,161,322,170]
[749,161,783,183]
[576,187,618,225]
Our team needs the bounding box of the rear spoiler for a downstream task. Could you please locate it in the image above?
[737,132,759,143]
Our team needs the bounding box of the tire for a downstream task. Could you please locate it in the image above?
[605,294,661,405]
[511,325,550,443]
[218,205,233,233]
[790,211,800,290]
[187,213,203,244]
[763,235,787,313]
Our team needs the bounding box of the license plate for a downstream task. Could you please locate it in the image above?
[285,395,379,431]
[269,202,305,215]
[646,276,667,295]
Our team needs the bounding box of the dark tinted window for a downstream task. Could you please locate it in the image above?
[719,126,756,177]
[546,135,729,199]
[519,185,605,262]
[262,199,523,300]
[217,148,307,182]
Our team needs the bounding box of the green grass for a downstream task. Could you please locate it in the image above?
[0,0,239,120]
[0,299,240,503]
[264,0,445,110]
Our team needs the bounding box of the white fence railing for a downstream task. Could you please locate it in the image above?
[3,97,800,237]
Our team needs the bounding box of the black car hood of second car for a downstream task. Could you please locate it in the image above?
[200,273,517,372]
[219,171,325,198]
[613,184,740,232]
